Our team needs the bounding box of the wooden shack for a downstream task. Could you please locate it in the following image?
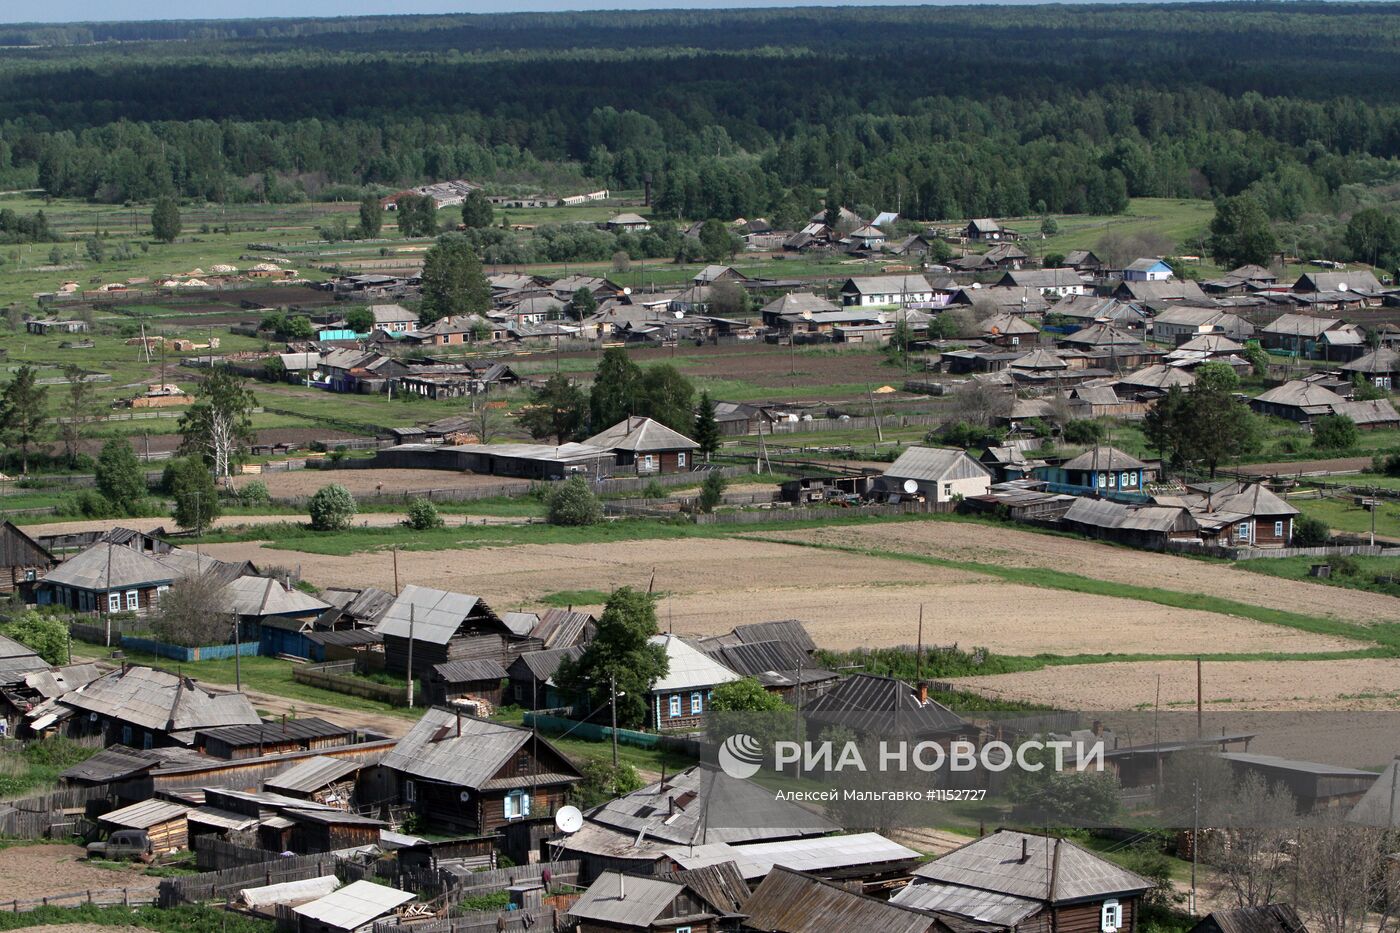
[373,585,512,675]
[98,799,190,853]
[0,520,56,599]
[196,717,356,760]
[284,809,385,854]
[428,658,507,708]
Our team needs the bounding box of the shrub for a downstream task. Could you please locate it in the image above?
[1062,419,1106,445]
[546,476,603,526]
[573,757,644,810]
[239,480,271,506]
[1291,514,1330,547]
[405,497,444,530]
[1373,450,1400,477]
[308,483,357,530]
[1312,414,1359,451]
[1329,555,1361,578]
[698,470,727,513]
[0,610,70,665]
[641,479,667,500]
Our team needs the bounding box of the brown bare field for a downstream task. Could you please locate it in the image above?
[0,844,158,903]
[8,926,159,933]
[755,520,1400,625]
[200,537,1353,656]
[230,468,526,498]
[949,658,1400,711]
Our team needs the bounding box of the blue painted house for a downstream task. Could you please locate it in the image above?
[1122,258,1173,282]
[1034,446,1151,501]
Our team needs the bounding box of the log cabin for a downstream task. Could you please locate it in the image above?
[373,585,512,675]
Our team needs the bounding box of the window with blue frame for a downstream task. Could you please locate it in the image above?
[690,692,703,714]
[504,790,531,819]
[669,695,681,717]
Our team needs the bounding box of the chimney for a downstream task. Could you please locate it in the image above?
[1020,837,1030,863]
[917,681,929,704]
[619,873,626,901]
[455,708,462,738]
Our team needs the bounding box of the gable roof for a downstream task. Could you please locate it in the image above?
[380,707,578,788]
[1189,905,1310,933]
[431,658,508,684]
[1294,269,1383,294]
[842,275,932,296]
[369,304,416,324]
[763,292,841,316]
[744,866,938,933]
[1063,498,1194,534]
[60,666,260,737]
[1115,279,1209,302]
[1116,365,1195,391]
[586,765,838,846]
[1059,446,1147,471]
[508,645,584,685]
[1252,380,1347,410]
[1342,347,1400,374]
[1261,313,1345,338]
[223,575,329,619]
[913,830,1154,904]
[978,312,1039,337]
[568,872,713,928]
[883,447,992,484]
[804,673,967,734]
[650,634,741,692]
[584,416,699,453]
[1126,258,1172,273]
[0,520,55,569]
[372,584,504,645]
[0,633,47,685]
[999,269,1083,289]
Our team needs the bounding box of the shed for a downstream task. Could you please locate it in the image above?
[99,798,190,853]
[507,645,584,709]
[373,585,510,675]
[197,717,356,760]
[284,808,386,854]
[428,657,507,707]
[0,520,56,598]
[293,879,415,933]
[1187,904,1310,933]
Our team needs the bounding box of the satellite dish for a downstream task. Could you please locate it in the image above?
[555,806,584,834]
[902,479,919,495]
[622,286,632,295]
[1339,282,1349,292]
[458,790,471,803]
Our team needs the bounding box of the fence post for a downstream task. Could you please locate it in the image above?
[123,888,128,907]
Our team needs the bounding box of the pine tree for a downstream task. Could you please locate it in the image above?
[693,390,721,461]
[150,196,181,243]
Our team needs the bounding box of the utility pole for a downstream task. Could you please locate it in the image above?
[609,670,619,768]
[392,545,400,595]
[406,603,415,709]
[1196,657,1203,738]
[1190,777,1200,916]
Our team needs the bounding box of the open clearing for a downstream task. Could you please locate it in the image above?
[948,658,1400,712]
[201,536,1355,655]
[755,520,1400,626]
[0,845,158,904]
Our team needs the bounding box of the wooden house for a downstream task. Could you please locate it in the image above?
[55,665,260,748]
[0,521,56,600]
[196,717,356,760]
[1035,446,1149,497]
[891,830,1154,933]
[648,634,740,732]
[584,417,700,476]
[380,707,581,836]
[427,658,507,708]
[507,645,584,709]
[567,871,730,933]
[804,673,971,743]
[373,585,511,675]
[877,447,992,504]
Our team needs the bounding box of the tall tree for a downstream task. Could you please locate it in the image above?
[57,363,97,466]
[178,370,257,485]
[168,456,220,533]
[358,194,383,238]
[0,365,48,473]
[555,587,669,728]
[519,374,587,444]
[150,196,182,243]
[589,347,643,430]
[698,218,732,263]
[1344,207,1400,269]
[1207,195,1277,268]
[419,232,491,325]
[1143,384,1191,474]
[636,364,695,434]
[95,437,147,508]
[571,286,598,319]
[1184,362,1258,477]
[460,189,494,228]
[395,193,437,237]
[693,390,721,461]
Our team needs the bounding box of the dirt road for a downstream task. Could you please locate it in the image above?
[0,844,158,905]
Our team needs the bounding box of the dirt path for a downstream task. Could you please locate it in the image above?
[0,844,159,905]
[754,521,1400,626]
[1236,456,1373,476]
[235,685,413,738]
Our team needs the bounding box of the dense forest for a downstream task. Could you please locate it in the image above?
[5,4,1400,244]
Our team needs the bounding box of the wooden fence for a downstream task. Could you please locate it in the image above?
[292,660,410,706]
[195,837,283,872]
[692,500,943,525]
[2,885,152,914]
[0,784,112,838]
[158,852,341,907]
[769,413,942,435]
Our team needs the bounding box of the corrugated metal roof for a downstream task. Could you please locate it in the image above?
[199,717,353,747]
[380,708,571,788]
[883,447,992,484]
[293,879,415,929]
[567,872,693,927]
[508,645,583,685]
[224,575,329,619]
[664,832,920,881]
[373,584,503,645]
[61,666,260,735]
[1219,752,1378,778]
[705,639,810,678]
[912,830,1153,903]
[265,756,364,794]
[649,634,741,692]
[743,866,937,933]
[100,799,189,829]
[0,634,46,685]
[60,744,163,783]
